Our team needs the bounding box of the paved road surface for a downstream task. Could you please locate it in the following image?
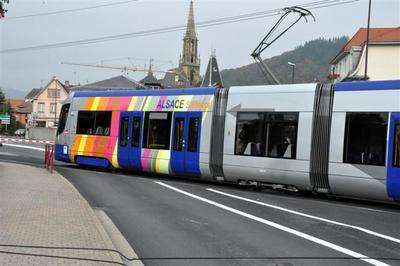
[1,142,399,266]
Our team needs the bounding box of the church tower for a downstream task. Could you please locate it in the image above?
[180,1,200,86]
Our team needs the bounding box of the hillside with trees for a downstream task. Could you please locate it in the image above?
[221,36,348,86]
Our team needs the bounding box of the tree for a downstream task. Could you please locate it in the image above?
[0,88,6,113]
[0,88,18,135]
[0,88,8,134]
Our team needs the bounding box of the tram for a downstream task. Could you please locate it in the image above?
[55,80,400,202]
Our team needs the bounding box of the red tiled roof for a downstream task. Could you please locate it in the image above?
[331,27,400,64]
[343,27,400,52]
[7,99,25,109]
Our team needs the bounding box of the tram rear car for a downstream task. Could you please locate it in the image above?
[224,80,400,202]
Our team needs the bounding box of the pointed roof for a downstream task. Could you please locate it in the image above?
[140,72,158,84]
[185,1,196,39]
[25,88,41,100]
[24,77,68,100]
[201,51,223,87]
[71,75,144,91]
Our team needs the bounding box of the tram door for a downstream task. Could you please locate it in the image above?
[388,113,400,199]
[118,111,143,170]
[171,112,202,176]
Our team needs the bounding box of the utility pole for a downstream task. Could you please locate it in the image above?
[364,0,372,79]
[288,62,295,84]
[53,77,57,128]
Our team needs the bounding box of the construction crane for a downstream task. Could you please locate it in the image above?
[60,61,190,86]
[251,6,315,85]
[61,61,169,75]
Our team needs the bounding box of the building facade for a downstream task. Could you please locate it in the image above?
[25,77,70,128]
[330,27,400,82]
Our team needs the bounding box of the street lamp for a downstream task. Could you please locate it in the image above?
[288,62,295,84]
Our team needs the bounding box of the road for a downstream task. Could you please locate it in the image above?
[1,140,400,266]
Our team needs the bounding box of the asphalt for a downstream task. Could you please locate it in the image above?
[1,141,400,266]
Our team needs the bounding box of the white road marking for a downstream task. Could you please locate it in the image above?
[155,181,389,266]
[1,143,45,152]
[356,206,396,214]
[207,188,400,245]
[0,152,18,156]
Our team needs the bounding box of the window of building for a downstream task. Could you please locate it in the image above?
[131,117,141,147]
[143,112,172,150]
[173,117,184,151]
[48,89,60,98]
[36,121,46,127]
[119,117,129,147]
[235,112,298,159]
[343,113,388,166]
[50,103,56,114]
[188,117,200,152]
[76,111,111,136]
[38,102,45,113]
[394,123,400,167]
[57,104,70,135]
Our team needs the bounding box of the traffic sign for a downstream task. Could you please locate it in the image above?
[0,114,10,125]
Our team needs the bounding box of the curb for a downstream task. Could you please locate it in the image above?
[54,169,125,264]
[0,137,54,144]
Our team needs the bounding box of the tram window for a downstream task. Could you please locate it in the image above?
[131,117,141,147]
[76,111,111,136]
[77,111,95,135]
[173,117,184,151]
[188,117,200,152]
[394,123,400,167]
[94,112,112,136]
[57,104,70,135]
[235,112,298,159]
[143,112,172,150]
[119,117,129,147]
[265,113,298,159]
[343,113,388,166]
[235,113,265,156]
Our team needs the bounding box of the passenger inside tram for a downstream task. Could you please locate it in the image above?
[395,124,400,167]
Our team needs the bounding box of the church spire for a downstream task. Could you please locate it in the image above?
[185,0,196,38]
[180,0,200,86]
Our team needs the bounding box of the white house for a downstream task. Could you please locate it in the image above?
[330,27,400,82]
[25,77,70,128]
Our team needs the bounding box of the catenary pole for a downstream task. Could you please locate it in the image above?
[364,0,372,79]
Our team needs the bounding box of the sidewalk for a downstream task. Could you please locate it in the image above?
[0,162,124,265]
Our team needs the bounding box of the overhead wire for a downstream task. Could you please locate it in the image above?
[3,0,138,20]
[0,0,360,54]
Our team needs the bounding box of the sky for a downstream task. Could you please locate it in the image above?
[0,0,399,95]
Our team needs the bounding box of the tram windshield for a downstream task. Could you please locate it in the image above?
[57,104,70,135]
